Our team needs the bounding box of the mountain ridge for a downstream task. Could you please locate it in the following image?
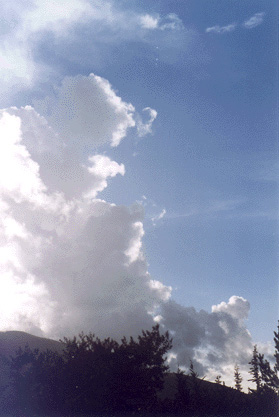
[0,330,64,357]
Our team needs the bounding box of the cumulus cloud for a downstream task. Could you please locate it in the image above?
[0,71,256,386]
[34,74,136,148]
[206,24,236,34]
[0,103,256,381]
[243,12,265,29]
[0,64,174,343]
[159,296,253,386]
[86,155,125,198]
[0,0,257,373]
[0,103,169,339]
[212,295,250,323]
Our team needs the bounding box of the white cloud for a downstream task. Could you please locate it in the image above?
[139,13,183,31]
[136,107,158,137]
[0,0,94,102]
[86,155,125,198]
[206,12,265,35]
[0,112,47,205]
[151,208,166,225]
[212,295,250,323]
[206,24,236,34]
[159,13,184,31]
[140,14,159,30]
[0,82,169,340]
[20,0,93,35]
[157,208,167,220]
[243,12,265,29]
[0,103,261,385]
[149,280,172,302]
[0,89,256,387]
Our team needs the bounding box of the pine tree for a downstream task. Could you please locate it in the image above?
[248,345,261,392]
[189,360,199,379]
[215,375,222,385]
[175,366,190,412]
[248,322,279,406]
[273,321,279,374]
[234,364,243,391]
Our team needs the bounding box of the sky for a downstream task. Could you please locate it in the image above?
[0,0,277,388]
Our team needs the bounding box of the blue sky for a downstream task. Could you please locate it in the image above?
[0,0,277,386]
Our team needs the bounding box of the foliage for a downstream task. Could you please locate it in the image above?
[3,321,279,416]
[9,324,172,415]
[234,364,243,391]
[247,322,279,416]
[248,345,261,392]
[252,321,279,394]
[215,375,222,384]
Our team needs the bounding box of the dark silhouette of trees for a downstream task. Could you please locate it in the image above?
[247,322,279,416]
[9,345,64,415]
[9,324,172,416]
[234,364,243,391]
[249,345,261,392]
[3,321,279,416]
[113,325,173,412]
[174,367,191,414]
[214,375,222,384]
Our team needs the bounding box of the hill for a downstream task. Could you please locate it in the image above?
[0,330,64,409]
[0,331,63,358]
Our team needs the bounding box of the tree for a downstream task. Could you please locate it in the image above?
[234,364,243,391]
[215,375,222,385]
[10,345,64,415]
[111,324,172,412]
[188,360,207,412]
[254,322,279,393]
[273,321,279,374]
[248,345,261,392]
[9,325,172,415]
[60,333,119,413]
[174,367,190,413]
[189,360,199,379]
[247,322,279,416]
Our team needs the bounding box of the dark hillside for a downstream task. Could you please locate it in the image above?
[0,330,64,414]
[159,372,255,417]
[0,331,63,357]
[160,372,245,400]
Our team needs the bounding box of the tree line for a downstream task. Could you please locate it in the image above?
[0,323,278,416]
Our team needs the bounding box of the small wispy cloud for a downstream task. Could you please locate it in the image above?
[166,198,244,220]
[206,23,236,34]
[160,13,184,31]
[243,12,265,29]
[151,208,166,225]
[206,11,265,35]
[136,107,157,137]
